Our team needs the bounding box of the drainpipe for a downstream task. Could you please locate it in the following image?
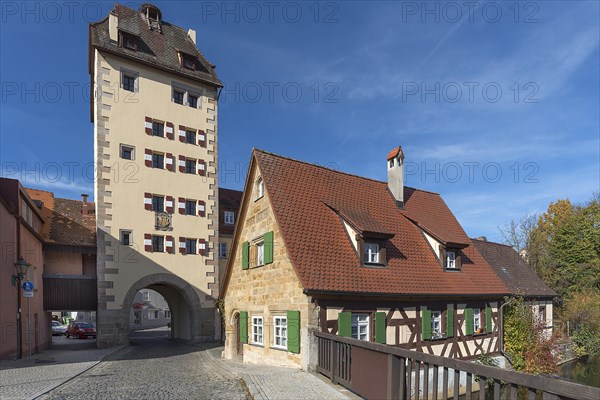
[499,297,514,360]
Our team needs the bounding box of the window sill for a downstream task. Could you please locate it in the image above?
[250,343,264,348]
[362,262,386,268]
[444,268,461,272]
[270,346,288,352]
[429,335,448,341]
[471,332,488,337]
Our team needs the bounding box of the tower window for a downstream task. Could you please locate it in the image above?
[185,130,196,144]
[152,122,164,137]
[122,74,135,92]
[185,159,196,174]
[188,94,198,108]
[173,90,184,105]
[120,144,135,160]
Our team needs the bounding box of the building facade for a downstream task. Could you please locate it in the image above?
[0,178,49,359]
[221,148,522,370]
[89,4,222,346]
[129,288,171,330]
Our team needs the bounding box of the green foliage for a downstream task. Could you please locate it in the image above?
[564,290,600,356]
[572,325,600,357]
[475,354,499,389]
[504,297,559,374]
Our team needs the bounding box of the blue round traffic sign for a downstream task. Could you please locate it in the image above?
[22,281,34,291]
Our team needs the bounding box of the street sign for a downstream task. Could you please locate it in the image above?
[23,291,33,298]
[22,281,34,292]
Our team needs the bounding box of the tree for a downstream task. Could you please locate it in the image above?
[498,213,538,256]
[562,290,600,356]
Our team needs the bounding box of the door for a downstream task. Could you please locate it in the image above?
[235,314,243,356]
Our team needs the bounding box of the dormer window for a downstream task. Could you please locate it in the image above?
[364,243,379,263]
[182,55,196,70]
[120,32,138,51]
[446,251,456,269]
[440,246,462,271]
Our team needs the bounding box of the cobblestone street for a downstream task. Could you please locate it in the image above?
[38,334,247,400]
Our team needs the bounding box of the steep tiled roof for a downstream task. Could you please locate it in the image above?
[219,188,243,236]
[387,146,404,161]
[402,188,471,246]
[26,189,96,248]
[90,4,222,87]
[471,239,556,298]
[254,150,509,296]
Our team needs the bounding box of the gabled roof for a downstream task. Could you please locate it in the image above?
[90,4,222,87]
[251,149,509,296]
[471,239,557,298]
[26,189,96,248]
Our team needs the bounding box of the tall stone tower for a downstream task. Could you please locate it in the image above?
[89,3,222,346]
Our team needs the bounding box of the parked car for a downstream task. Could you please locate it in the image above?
[51,321,67,336]
[66,322,96,339]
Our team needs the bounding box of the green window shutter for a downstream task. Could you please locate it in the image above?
[421,309,432,341]
[264,231,274,264]
[465,308,474,335]
[242,241,249,270]
[375,312,387,344]
[338,312,352,338]
[287,310,301,353]
[485,307,493,333]
[446,308,454,338]
[239,311,248,344]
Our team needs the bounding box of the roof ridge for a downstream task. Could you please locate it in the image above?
[471,239,516,248]
[253,148,439,194]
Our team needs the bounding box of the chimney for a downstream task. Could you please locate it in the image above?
[188,29,196,45]
[109,11,118,42]
[81,194,89,216]
[387,146,405,206]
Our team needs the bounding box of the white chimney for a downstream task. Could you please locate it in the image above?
[387,146,405,206]
[109,12,118,43]
[188,29,196,45]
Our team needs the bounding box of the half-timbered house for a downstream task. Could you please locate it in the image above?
[221,148,528,370]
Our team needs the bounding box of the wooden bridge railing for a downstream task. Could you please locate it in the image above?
[315,331,600,400]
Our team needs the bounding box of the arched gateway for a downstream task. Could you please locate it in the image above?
[89,4,222,347]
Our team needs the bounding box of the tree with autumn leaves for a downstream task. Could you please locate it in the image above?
[499,194,600,370]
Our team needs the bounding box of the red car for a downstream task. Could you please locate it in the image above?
[66,322,96,339]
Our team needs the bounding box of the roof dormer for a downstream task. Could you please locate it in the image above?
[141,3,162,31]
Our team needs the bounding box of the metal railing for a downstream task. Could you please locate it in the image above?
[315,331,599,400]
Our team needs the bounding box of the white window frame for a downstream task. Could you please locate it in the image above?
[256,241,265,267]
[164,309,171,319]
[432,311,442,338]
[256,176,264,200]
[446,251,456,269]
[148,310,159,319]
[351,313,370,341]
[473,308,481,332]
[273,316,287,349]
[120,229,133,246]
[171,81,203,109]
[142,291,150,302]
[218,242,227,259]
[252,316,263,345]
[120,68,139,93]
[364,243,379,263]
[224,211,235,225]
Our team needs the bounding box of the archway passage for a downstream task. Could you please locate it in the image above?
[116,273,206,344]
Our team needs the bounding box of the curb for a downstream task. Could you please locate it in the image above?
[29,345,125,400]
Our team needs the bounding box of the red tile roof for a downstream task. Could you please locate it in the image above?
[387,146,405,161]
[26,189,96,248]
[255,150,509,296]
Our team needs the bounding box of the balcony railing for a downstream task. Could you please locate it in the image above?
[315,331,599,400]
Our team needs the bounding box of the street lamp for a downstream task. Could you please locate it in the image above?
[14,257,31,359]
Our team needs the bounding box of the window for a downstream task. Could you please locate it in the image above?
[120,32,137,51]
[152,122,164,137]
[252,316,263,345]
[120,144,134,160]
[122,74,135,92]
[185,239,196,255]
[473,309,481,333]
[273,316,287,349]
[389,159,394,168]
[173,89,184,105]
[219,242,227,259]
[164,310,171,319]
[182,55,196,70]
[538,306,546,324]
[185,129,196,144]
[256,176,264,199]
[364,243,379,263]
[224,211,235,225]
[188,94,198,108]
[152,153,164,169]
[185,159,196,174]
[148,310,159,319]
[256,241,264,267]
[120,230,132,246]
[446,251,456,269]
[431,311,442,338]
[152,196,164,212]
[152,236,164,252]
[185,200,196,215]
[142,291,150,302]
[351,314,370,341]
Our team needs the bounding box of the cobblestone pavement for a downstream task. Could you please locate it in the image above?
[37,335,247,400]
[0,338,118,400]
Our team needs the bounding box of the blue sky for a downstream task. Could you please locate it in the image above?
[1,1,598,241]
